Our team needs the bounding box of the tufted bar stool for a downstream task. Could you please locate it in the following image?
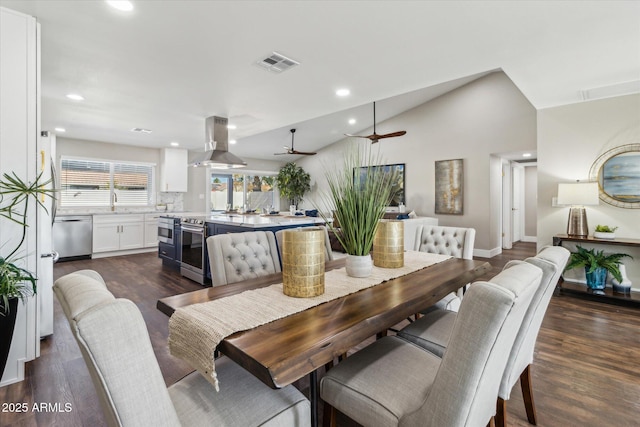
[414,225,476,312]
[206,231,281,287]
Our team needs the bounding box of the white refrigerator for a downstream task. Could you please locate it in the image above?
[37,131,57,338]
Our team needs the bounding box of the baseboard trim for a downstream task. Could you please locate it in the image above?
[522,235,537,243]
[474,247,502,258]
[91,247,157,259]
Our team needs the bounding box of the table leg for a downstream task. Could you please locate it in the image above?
[310,370,318,427]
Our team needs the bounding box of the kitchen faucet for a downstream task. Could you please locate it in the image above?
[111,192,118,211]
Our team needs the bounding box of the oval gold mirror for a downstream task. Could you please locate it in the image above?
[589,143,640,209]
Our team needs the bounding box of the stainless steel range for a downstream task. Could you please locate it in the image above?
[179,216,208,284]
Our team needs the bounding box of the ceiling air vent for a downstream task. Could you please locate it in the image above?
[131,127,152,134]
[256,51,300,73]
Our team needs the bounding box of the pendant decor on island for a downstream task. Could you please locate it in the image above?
[282,228,325,297]
[373,220,404,268]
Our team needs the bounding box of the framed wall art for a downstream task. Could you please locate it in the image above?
[355,163,405,207]
[589,143,640,209]
[435,159,463,215]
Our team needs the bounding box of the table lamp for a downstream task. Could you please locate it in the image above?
[557,182,599,237]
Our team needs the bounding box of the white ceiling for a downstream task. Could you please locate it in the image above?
[1,1,639,160]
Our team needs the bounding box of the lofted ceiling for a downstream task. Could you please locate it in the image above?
[1,0,639,161]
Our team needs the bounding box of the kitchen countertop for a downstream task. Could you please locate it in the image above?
[205,213,326,228]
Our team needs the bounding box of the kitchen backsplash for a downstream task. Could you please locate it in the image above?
[57,192,185,215]
[157,192,184,212]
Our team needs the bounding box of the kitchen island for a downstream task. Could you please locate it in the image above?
[206,213,325,234]
[175,212,327,285]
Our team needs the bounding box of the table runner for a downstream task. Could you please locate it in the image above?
[168,251,452,391]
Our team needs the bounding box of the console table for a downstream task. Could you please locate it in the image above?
[553,234,640,308]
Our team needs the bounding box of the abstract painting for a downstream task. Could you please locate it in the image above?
[435,159,463,215]
[602,152,640,203]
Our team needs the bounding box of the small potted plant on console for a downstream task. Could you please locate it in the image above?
[594,224,618,239]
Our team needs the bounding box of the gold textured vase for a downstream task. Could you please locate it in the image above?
[373,220,404,268]
[282,228,325,297]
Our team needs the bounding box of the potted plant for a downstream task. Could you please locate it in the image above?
[0,171,54,378]
[594,224,618,239]
[317,142,396,277]
[565,245,632,291]
[275,162,311,209]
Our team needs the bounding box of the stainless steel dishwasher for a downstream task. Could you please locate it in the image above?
[53,215,93,260]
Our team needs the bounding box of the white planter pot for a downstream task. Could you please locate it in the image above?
[594,232,615,239]
[345,254,373,278]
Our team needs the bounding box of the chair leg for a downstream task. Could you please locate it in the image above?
[495,397,506,427]
[520,364,537,425]
[487,416,496,427]
[323,402,336,427]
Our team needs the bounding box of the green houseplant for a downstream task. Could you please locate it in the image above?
[317,142,395,277]
[275,162,311,208]
[594,224,618,239]
[565,245,632,291]
[1,171,54,378]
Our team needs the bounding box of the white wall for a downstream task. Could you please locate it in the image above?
[537,93,640,288]
[0,6,39,386]
[299,71,537,253]
[57,137,161,169]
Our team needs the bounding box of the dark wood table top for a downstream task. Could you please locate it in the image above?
[158,257,491,388]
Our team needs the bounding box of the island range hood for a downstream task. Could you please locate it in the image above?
[189,116,247,168]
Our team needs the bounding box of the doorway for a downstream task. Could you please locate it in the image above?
[501,159,537,249]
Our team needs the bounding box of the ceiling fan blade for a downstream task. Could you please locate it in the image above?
[291,150,317,156]
[274,152,288,155]
[376,131,407,139]
[344,133,373,139]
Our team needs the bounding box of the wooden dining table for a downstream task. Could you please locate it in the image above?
[158,256,491,427]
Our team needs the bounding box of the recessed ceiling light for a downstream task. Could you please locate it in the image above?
[336,88,350,97]
[54,127,66,132]
[66,93,84,101]
[229,139,237,145]
[106,1,134,12]
[348,118,356,125]
[522,153,532,157]
[170,142,180,147]
[227,124,237,130]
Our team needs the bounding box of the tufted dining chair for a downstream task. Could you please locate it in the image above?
[206,231,281,287]
[414,225,476,312]
[53,270,310,427]
[320,261,542,427]
[397,245,570,427]
[274,226,334,267]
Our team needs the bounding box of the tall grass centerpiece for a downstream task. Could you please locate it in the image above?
[318,142,396,277]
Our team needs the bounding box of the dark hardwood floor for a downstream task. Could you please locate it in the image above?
[1,242,639,426]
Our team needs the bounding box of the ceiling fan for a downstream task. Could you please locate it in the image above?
[274,129,317,156]
[345,101,407,143]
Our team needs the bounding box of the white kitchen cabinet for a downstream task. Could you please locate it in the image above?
[160,148,188,192]
[93,214,145,253]
[144,213,161,247]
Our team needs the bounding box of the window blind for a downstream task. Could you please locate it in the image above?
[60,158,154,207]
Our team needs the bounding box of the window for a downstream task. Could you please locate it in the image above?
[60,157,154,207]
[209,172,277,213]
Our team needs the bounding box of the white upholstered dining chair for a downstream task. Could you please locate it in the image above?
[53,270,310,427]
[414,224,476,312]
[320,261,543,427]
[206,230,281,287]
[397,245,570,427]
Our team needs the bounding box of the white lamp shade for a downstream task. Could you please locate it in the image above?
[557,182,599,206]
